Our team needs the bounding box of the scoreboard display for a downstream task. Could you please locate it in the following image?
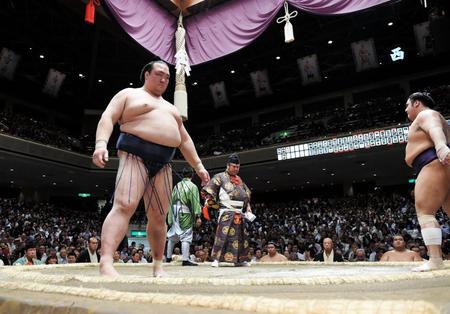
[277,126,409,161]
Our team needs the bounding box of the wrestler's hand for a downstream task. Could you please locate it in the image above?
[92,147,109,168]
[436,144,450,165]
[197,168,210,186]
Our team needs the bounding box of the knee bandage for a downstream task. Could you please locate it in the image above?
[418,215,442,246]
[417,215,438,226]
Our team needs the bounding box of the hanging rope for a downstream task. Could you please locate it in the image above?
[175,14,191,77]
[174,13,189,120]
[276,1,298,43]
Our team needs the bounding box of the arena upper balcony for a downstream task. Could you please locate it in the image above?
[2,118,448,198]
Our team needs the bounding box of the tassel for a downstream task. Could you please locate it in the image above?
[85,0,100,25]
[202,205,211,221]
[276,1,298,43]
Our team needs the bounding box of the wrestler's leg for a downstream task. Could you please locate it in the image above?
[413,160,449,271]
[144,164,172,277]
[442,166,450,216]
[100,152,146,277]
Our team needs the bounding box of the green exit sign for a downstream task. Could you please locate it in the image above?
[408,179,416,184]
[78,193,91,198]
[130,230,147,237]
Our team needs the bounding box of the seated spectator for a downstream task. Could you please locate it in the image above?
[314,238,344,263]
[195,249,207,263]
[252,248,263,262]
[0,243,12,266]
[137,248,148,263]
[45,256,58,265]
[57,247,68,264]
[37,245,47,262]
[260,243,288,262]
[113,251,124,263]
[354,249,367,262]
[127,252,141,263]
[77,237,100,263]
[380,235,422,262]
[67,252,77,264]
[13,241,43,266]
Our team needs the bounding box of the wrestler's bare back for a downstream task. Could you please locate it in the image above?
[119,88,182,148]
[405,110,449,167]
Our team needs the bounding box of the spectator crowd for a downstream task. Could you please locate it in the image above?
[1,191,448,266]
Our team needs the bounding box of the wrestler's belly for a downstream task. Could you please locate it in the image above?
[120,119,181,148]
[388,254,415,262]
[405,142,434,167]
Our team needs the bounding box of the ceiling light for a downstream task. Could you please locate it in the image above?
[276,56,281,60]
[39,55,45,59]
[230,70,235,74]
[361,163,366,166]
[129,82,133,86]
[42,174,46,178]
[266,180,270,184]
[306,181,310,184]
[331,173,335,176]
[52,182,56,185]
[10,181,14,184]
[373,173,377,177]
[78,73,84,78]
[328,40,333,45]
[98,79,103,83]
[192,82,198,86]
[388,22,394,26]
[69,179,73,183]
[10,168,14,172]
[95,184,99,187]
[322,168,326,171]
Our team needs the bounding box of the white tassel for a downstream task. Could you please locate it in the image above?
[276,2,298,43]
[284,21,294,43]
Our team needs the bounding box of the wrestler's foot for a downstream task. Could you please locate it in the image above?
[153,266,167,277]
[412,259,444,272]
[99,262,120,278]
[153,259,167,277]
[211,260,219,267]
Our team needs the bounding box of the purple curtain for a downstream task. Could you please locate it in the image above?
[288,0,391,15]
[103,0,177,64]
[103,0,391,65]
